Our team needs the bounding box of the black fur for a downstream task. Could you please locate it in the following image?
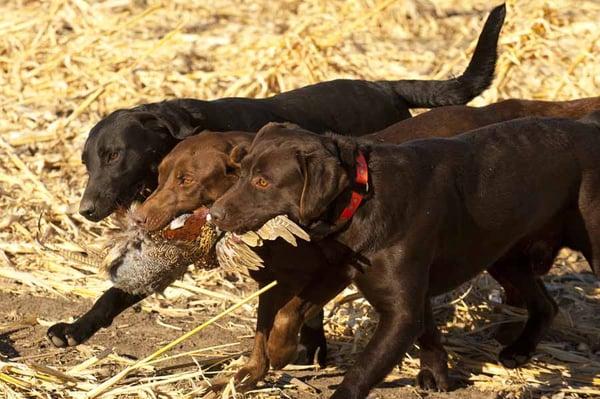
[78,4,504,222]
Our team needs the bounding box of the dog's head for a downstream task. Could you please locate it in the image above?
[79,104,200,221]
[210,123,352,234]
[134,131,253,231]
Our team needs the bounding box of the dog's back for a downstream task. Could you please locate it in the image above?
[370,97,600,144]
[424,116,600,279]
[371,116,600,276]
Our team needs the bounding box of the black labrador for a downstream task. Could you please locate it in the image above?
[209,113,600,398]
[47,4,505,354]
[79,4,504,222]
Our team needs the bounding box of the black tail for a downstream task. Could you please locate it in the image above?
[579,110,600,128]
[386,3,506,108]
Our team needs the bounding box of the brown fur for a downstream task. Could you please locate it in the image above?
[48,96,600,387]
[139,96,600,390]
[210,113,600,398]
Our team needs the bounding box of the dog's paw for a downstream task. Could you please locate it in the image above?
[206,375,231,393]
[232,362,269,391]
[330,386,361,399]
[498,344,534,369]
[416,368,450,391]
[207,363,267,395]
[46,322,88,348]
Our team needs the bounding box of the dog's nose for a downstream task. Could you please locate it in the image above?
[209,206,226,223]
[79,199,96,219]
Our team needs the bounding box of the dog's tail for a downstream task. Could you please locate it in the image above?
[384,4,506,108]
[579,110,600,128]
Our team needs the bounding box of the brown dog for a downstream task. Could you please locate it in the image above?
[132,96,600,389]
[372,96,600,142]
[210,112,600,398]
[135,131,336,384]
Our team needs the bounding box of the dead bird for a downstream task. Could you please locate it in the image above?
[100,206,219,296]
[100,208,309,296]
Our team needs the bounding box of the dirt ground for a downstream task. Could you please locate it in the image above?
[2,256,598,398]
[0,290,503,399]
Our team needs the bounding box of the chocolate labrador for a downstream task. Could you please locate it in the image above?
[209,112,600,398]
[78,4,505,222]
[139,132,337,380]
[48,96,600,385]
[133,131,332,384]
[133,97,600,388]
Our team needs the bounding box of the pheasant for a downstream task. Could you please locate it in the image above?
[100,207,219,295]
[99,207,310,296]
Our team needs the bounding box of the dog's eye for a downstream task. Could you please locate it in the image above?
[253,176,270,189]
[106,151,120,163]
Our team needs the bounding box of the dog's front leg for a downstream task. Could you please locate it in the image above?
[331,257,429,399]
[298,309,327,366]
[267,266,353,369]
[332,307,424,399]
[231,280,295,389]
[268,299,329,369]
[47,287,145,347]
[416,298,449,391]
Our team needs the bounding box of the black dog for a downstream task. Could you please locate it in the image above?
[79,4,504,222]
[210,113,600,398]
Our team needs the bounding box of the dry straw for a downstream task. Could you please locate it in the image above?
[86,280,277,398]
[0,0,599,398]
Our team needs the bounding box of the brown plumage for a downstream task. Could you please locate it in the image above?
[98,207,309,295]
[100,207,219,295]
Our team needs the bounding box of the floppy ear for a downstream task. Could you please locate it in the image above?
[222,143,248,175]
[153,101,201,139]
[228,143,248,167]
[298,143,349,225]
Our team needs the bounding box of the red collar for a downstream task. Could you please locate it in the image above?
[336,150,369,224]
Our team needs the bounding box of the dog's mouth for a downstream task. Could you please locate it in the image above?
[215,215,310,271]
[116,178,155,209]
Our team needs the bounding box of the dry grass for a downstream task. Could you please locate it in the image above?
[0,0,599,398]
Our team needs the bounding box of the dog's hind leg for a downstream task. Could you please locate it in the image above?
[232,280,295,390]
[416,298,449,391]
[495,262,558,369]
[47,287,145,347]
[571,175,600,279]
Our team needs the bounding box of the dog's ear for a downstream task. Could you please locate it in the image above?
[298,141,349,225]
[151,101,200,139]
[229,143,247,166]
[224,143,248,175]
